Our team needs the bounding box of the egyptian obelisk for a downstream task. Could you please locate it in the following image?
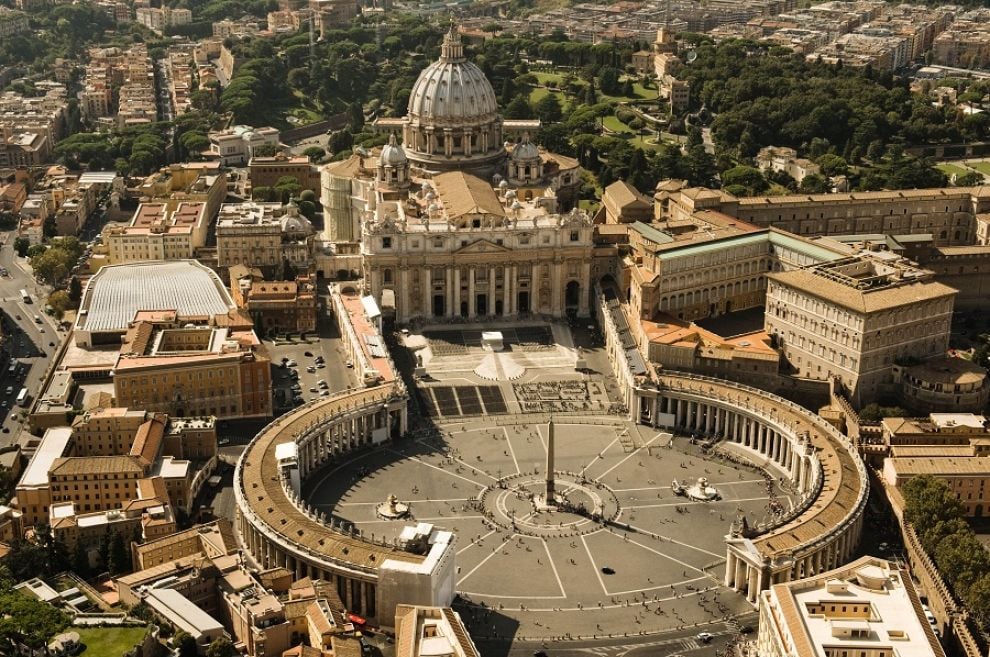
[546,415,555,500]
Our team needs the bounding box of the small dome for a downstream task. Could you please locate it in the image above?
[380,133,407,167]
[498,179,510,190]
[511,134,539,162]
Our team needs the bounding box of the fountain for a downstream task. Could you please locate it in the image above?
[377,493,411,519]
[685,477,720,502]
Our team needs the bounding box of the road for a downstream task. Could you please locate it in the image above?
[472,615,757,657]
[0,235,64,449]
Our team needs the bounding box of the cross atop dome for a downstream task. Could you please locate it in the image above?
[440,18,465,62]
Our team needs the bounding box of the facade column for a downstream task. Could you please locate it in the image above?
[551,259,563,316]
[531,264,541,313]
[445,268,454,317]
[422,268,432,317]
[579,259,591,315]
[468,267,476,318]
[400,267,410,322]
[453,268,461,316]
[725,552,737,586]
[488,266,496,315]
[503,266,513,316]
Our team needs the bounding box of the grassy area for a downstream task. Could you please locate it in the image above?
[532,71,567,86]
[602,115,634,134]
[578,199,600,213]
[965,161,990,176]
[74,626,149,656]
[529,86,565,105]
[938,162,970,177]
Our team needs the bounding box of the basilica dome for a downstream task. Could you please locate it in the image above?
[407,27,498,123]
[400,24,505,177]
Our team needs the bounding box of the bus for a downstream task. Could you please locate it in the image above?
[19,289,30,303]
[15,388,28,406]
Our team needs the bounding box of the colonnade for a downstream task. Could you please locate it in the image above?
[630,375,868,606]
[235,388,409,624]
[642,394,817,495]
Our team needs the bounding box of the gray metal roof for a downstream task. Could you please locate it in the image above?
[76,260,234,333]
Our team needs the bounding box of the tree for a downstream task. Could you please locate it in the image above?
[0,465,13,504]
[348,101,364,131]
[47,291,71,320]
[13,237,29,258]
[30,248,74,286]
[107,530,129,575]
[72,539,90,578]
[273,177,302,203]
[68,277,83,305]
[174,630,198,657]
[598,66,621,95]
[955,171,985,187]
[504,95,532,120]
[902,475,966,542]
[721,166,768,196]
[328,130,353,154]
[302,146,326,162]
[535,93,563,124]
[798,173,830,194]
[206,636,235,657]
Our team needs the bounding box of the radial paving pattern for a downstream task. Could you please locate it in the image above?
[306,417,794,643]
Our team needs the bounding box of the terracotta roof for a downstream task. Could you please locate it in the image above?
[50,455,144,476]
[129,418,165,466]
[238,386,420,570]
[605,180,651,210]
[767,269,957,313]
[433,171,505,218]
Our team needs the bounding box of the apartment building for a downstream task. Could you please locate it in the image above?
[112,314,272,420]
[756,556,945,657]
[884,453,990,518]
[103,202,208,264]
[134,161,228,221]
[13,407,216,527]
[216,201,315,274]
[0,7,29,38]
[249,153,321,195]
[933,9,990,69]
[208,125,280,166]
[765,254,956,404]
[394,605,481,657]
[663,185,990,246]
[230,267,318,335]
[135,6,192,33]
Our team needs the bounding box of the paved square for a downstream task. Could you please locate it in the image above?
[305,416,795,643]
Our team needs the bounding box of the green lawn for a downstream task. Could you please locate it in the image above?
[938,162,970,177]
[74,626,149,656]
[532,71,568,86]
[529,86,565,105]
[965,161,990,176]
[602,115,634,134]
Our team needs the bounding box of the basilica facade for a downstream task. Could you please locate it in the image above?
[319,26,594,322]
